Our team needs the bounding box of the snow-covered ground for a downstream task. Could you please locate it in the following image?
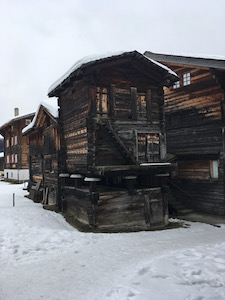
[0,182,225,300]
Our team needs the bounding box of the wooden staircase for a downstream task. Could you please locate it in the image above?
[102,121,137,165]
[167,179,193,216]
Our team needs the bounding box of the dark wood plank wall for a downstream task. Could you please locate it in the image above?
[62,186,166,231]
[96,191,146,229]
[94,84,165,167]
[30,155,43,182]
[62,189,93,225]
[95,125,128,166]
[164,65,225,215]
[59,82,89,174]
[173,154,225,215]
[29,117,59,188]
[29,130,43,182]
[164,67,223,155]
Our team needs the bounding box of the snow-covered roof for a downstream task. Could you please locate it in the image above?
[22,99,59,134]
[144,51,225,70]
[159,52,225,60]
[48,50,178,96]
[0,112,35,133]
[48,51,124,95]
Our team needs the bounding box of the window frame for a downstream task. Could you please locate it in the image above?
[173,81,180,89]
[183,72,191,86]
[210,160,219,179]
[25,119,31,126]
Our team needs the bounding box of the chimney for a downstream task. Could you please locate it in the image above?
[14,107,19,117]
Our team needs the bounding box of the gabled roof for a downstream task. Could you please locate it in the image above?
[48,50,178,97]
[22,99,59,135]
[0,112,35,135]
[144,51,225,70]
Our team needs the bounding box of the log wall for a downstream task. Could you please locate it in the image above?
[164,64,225,215]
[59,82,89,173]
[28,115,60,205]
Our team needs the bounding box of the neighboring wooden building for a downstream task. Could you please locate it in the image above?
[0,138,4,176]
[48,50,178,231]
[22,100,60,206]
[145,51,225,216]
[0,110,34,183]
[0,152,4,177]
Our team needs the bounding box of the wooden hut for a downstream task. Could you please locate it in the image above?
[22,100,60,206]
[48,50,178,231]
[0,110,34,183]
[145,51,225,216]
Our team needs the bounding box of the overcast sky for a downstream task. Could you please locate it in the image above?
[0,0,225,127]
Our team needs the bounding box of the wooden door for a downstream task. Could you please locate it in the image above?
[143,188,164,227]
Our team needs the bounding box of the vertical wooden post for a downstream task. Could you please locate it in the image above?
[110,84,116,119]
[131,87,137,120]
[146,89,152,122]
[88,86,97,117]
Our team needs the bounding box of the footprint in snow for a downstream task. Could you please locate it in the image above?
[138,267,149,276]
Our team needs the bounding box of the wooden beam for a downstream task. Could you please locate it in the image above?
[146,89,152,122]
[131,87,137,120]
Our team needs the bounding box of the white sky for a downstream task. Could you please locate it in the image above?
[1,0,225,125]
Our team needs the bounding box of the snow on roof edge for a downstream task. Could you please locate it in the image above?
[165,52,225,61]
[145,51,225,61]
[143,54,177,77]
[22,99,59,134]
[0,112,35,132]
[48,50,177,95]
[48,51,125,95]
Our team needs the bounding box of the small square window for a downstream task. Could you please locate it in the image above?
[25,119,31,125]
[173,81,180,89]
[183,73,191,86]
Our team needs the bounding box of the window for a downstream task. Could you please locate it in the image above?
[137,133,160,162]
[173,81,180,89]
[11,154,14,163]
[6,139,9,147]
[210,160,219,179]
[14,135,18,145]
[96,87,108,115]
[25,119,31,125]
[15,154,18,163]
[6,155,11,164]
[11,137,14,146]
[183,72,191,86]
[137,93,147,119]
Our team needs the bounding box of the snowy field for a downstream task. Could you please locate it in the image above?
[0,181,225,300]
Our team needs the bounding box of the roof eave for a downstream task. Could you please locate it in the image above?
[48,51,178,97]
[144,51,225,70]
